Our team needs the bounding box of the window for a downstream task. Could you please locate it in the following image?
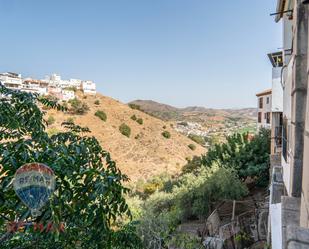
[266,97,270,104]
[282,118,288,162]
[266,112,270,124]
[259,97,263,109]
[258,112,262,123]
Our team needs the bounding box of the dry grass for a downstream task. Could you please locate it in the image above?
[46,92,206,182]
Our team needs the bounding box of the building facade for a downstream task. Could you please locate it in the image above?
[0,72,23,90]
[0,72,96,100]
[256,89,272,129]
[268,0,309,248]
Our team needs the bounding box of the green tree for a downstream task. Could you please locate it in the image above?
[0,85,138,248]
[202,129,270,186]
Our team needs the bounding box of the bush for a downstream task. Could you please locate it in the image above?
[188,144,196,151]
[131,114,137,121]
[119,123,131,137]
[94,100,100,105]
[69,98,89,115]
[128,103,141,110]
[67,117,74,123]
[188,134,205,146]
[64,86,77,92]
[47,127,60,136]
[162,131,171,139]
[47,115,55,125]
[182,156,202,175]
[95,110,107,121]
[136,118,143,125]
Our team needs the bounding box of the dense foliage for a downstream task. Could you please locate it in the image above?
[133,166,247,248]
[201,129,270,186]
[0,85,140,248]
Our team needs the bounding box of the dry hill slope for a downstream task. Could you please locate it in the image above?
[129,99,257,121]
[47,93,206,181]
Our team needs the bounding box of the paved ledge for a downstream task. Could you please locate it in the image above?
[286,226,309,249]
[282,196,301,249]
[271,166,284,204]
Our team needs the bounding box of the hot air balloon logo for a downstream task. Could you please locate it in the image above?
[13,163,56,217]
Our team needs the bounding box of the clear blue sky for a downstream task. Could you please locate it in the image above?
[0,0,281,108]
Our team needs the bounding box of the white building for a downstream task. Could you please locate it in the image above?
[68,79,82,89]
[256,89,272,129]
[81,80,96,94]
[268,52,284,155]
[22,78,48,95]
[61,89,75,101]
[1,72,96,100]
[0,72,23,90]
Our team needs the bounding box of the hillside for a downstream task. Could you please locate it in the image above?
[46,93,206,182]
[129,100,257,122]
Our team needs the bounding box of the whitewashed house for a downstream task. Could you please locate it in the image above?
[0,72,23,90]
[81,80,96,94]
[256,89,272,129]
[22,78,48,95]
[61,89,75,101]
[68,79,82,89]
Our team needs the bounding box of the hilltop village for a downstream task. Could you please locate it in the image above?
[0,72,96,100]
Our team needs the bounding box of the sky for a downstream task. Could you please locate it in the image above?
[0,0,281,109]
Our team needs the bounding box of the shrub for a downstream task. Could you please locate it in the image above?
[64,86,77,92]
[131,114,137,121]
[162,131,171,139]
[188,144,196,151]
[67,117,74,123]
[128,103,141,110]
[182,156,202,175]
[94,100,100,105]
[188,134,205,146]
[136,118,143,125]
[95,110,107,121]
[47,127,60,136]
[119,123,131,137]
[47,115,55,125]
[163,125,167,129]
[69,98,89,115]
